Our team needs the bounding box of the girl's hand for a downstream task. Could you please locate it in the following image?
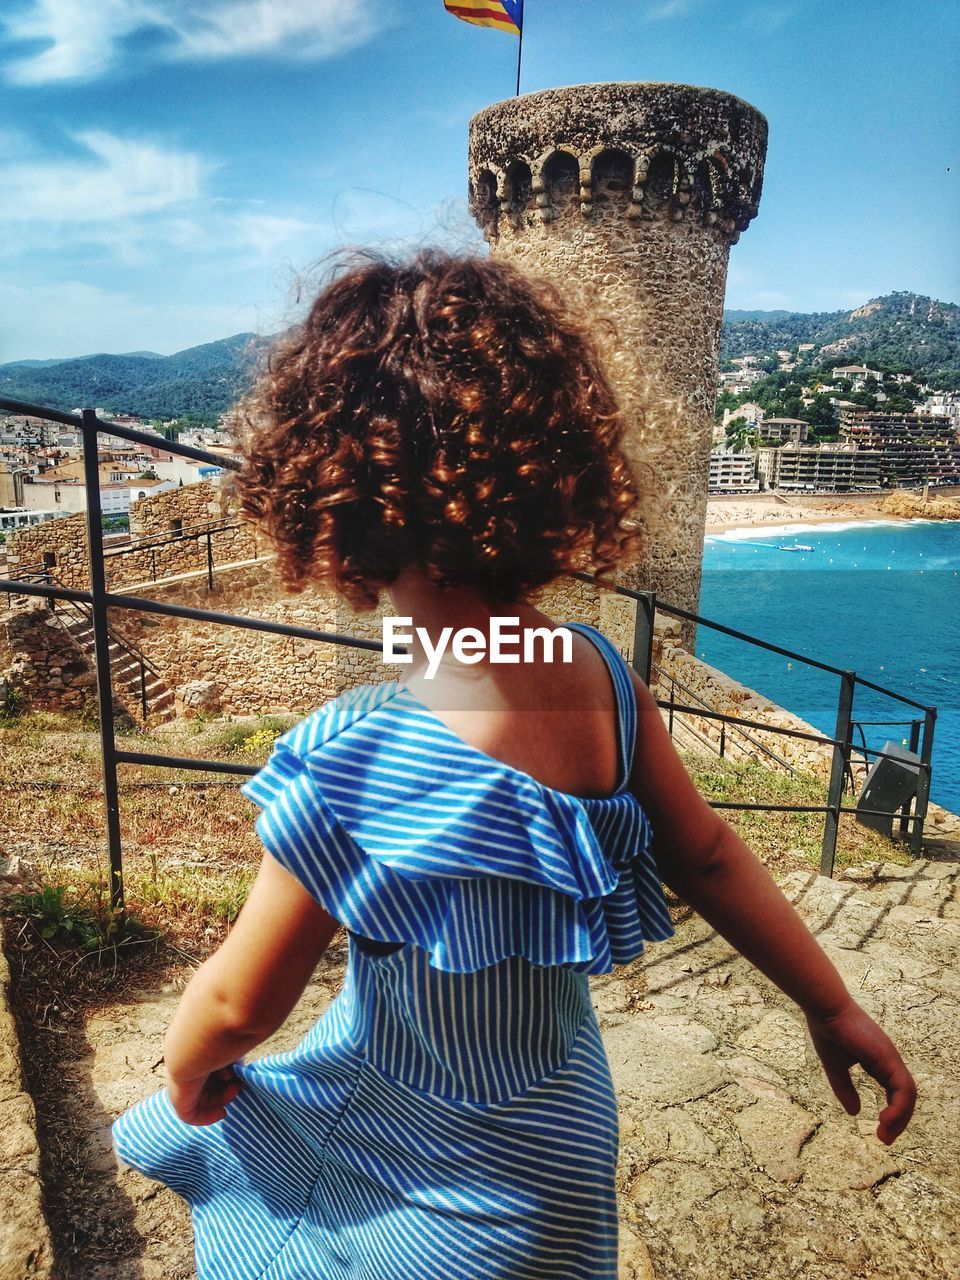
[168,1064,244,1127]
[806,1000,917,1145]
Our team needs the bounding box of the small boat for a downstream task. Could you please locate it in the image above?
[778,543,814,552]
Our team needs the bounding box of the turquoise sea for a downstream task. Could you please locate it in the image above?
[699,519,960,817]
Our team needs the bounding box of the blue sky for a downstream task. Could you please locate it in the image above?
[1,0,956,362]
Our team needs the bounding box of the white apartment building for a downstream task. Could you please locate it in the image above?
[831,365,882,390]
[0,417,59,447]
[758,443,882,492]
[709,450,759,493]
[921,393,960,426]
[19,475,177,516]
[757,417,810,444]
[0,507,63,533]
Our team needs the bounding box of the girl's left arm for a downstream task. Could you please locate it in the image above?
[162,850,340,1125]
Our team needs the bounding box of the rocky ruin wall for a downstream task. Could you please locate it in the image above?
[5,482,258,592]
[0,605,97,715]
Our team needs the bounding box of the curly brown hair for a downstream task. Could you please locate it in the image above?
[228,247,644,612]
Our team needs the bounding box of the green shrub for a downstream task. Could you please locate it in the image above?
[4,883,156,954]
[0,683,24,723]
[216,715,296,757]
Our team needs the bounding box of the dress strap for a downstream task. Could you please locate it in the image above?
[560,622,638,795]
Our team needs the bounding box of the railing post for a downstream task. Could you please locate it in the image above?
[668,681,675,735]
[910,707,937,859]
[81,409,125,918]
[140,656,148,722]
[631,590,656,685]
[719,721,726,758]
[206,530,214,590]
[900,719,922,837]
[820,670,855,878]
[43,552,56,613]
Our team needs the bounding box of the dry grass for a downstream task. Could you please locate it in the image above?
[1,709,300,968]
[1,707,913,973]
[682,753,913,876]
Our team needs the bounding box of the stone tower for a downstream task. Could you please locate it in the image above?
[468,83,767,649]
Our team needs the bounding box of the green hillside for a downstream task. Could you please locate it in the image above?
[2,291,958,421]
[722,292,960,387]
[0,334,268,421]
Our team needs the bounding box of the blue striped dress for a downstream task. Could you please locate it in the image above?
[112,620,675,1280]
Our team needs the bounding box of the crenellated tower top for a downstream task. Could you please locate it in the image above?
[466,82,768,644]
[469,82,767,244]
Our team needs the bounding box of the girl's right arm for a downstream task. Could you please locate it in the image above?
[163,851,340,1126]
[625,665,917,1146]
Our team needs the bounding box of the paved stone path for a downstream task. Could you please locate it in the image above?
[39,858,960,1278]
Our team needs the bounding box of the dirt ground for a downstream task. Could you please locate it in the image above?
[6,851,959,1280]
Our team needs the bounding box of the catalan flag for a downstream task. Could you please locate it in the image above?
[444,0,523,36]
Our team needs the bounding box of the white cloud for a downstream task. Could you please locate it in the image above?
[741,3,801,33]
[0,280,269,362]
[640,0,706,21]
[0,129,207,222]
[231,212,329,259]
[169,0,380,60]
[0,128,377,272]
[2,0,383,85]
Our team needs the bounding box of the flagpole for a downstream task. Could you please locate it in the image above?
[515,1,524,96]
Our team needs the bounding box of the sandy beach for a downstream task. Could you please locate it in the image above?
[704,488,960,535]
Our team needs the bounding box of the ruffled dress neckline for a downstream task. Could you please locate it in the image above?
[239,620,674,974]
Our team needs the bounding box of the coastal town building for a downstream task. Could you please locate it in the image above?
[839,409,955,442]
[831,364,882,389]
[709,449,760,493]
[758,442,882,492]
[722,401,764,429]
[0,416,59,447]
[839,410,960,486]
[921,391,960,426]
[719,368,763,395]
[19,474,177,517]
[756,417,810,444]
[0,507,62,534]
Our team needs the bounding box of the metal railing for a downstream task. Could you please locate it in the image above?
[104,517,256,590]
[654,658,799,775]
[47,571,168,723]
[622,583,936,876]
[2,563,167,722]
[0,397,938,917]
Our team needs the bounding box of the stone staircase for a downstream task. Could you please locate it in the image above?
[56,608,176,723]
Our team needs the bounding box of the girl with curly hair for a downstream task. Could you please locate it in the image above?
[113,248,915,1280]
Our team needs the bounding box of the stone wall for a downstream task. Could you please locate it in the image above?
[0,928,54,1278]
[468,83,768,645]
[6,509,89,590]
[105,551,609,717]
[5,482,260,593]
[103,520,261,593]
[0,605,98,716]
[111,561,350,715]
[128,480,230,539]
